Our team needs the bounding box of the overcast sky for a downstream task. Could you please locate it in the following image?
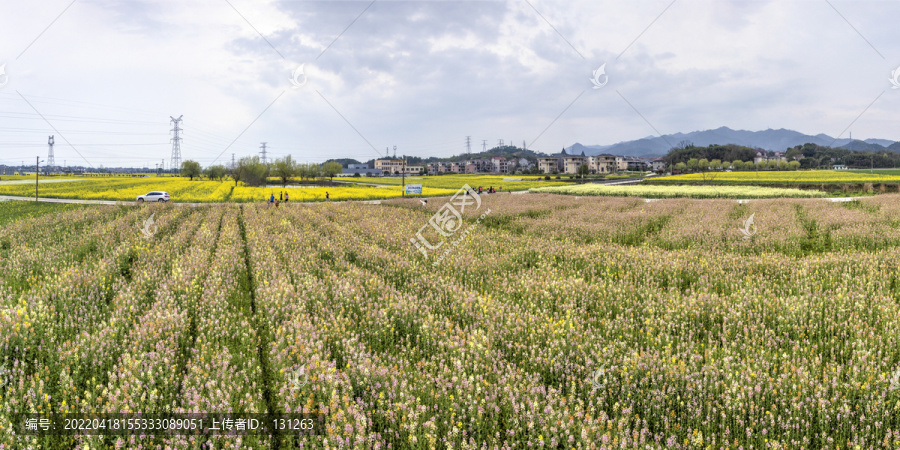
[1,0,898,168]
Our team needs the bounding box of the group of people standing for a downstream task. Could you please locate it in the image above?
[267,190,331,207]
[268,191,290,207]
[476,186,501,194]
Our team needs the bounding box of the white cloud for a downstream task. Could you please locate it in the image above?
[0,0,898,167]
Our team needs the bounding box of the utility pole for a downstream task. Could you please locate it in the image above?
[170,115,183,171]
[402,154,406,197]
[259,142,268,165]
[35,156,40,202]
[161,159,165,176]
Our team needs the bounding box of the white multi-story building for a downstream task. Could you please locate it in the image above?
[374,159,404,175]
[562,156,587,174]
[537,157,561,174]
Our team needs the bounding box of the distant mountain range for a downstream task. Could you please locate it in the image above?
[567,127,900,158]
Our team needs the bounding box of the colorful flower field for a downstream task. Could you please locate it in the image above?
[3,193,900,448]
[646,170,900,186]
[530,183,828,199]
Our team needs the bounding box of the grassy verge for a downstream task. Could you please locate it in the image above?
[0,201,89,226]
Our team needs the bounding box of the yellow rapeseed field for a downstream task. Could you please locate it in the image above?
[0,177,459,202]
[647,170,900,185]
[231,185,457,202]
[350,174,570,190]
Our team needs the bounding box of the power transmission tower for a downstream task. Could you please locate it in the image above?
[465,136,471,157]
[47,135,55,168]
[498,139,503,147]
[231,153,236,169]
[393,145,398,159]
[522,140,526,151]
[260,142,268,164]
[482,140,487,152]
[170,116,183,171]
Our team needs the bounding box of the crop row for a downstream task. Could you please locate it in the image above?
[3,195,900,448]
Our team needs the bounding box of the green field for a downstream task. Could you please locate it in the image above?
[848,168,900,175]
[0,201,88,226]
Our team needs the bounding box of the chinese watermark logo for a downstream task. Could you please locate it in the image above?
[890,64,900,90]
[590,63,608,89]
[588,365,615,390]
[139,213,157,239]
[289,367,307,388]
[410,184,491,266]
[739,213,757,239]
[290,64,307,88]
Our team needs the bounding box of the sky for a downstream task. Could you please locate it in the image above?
[0,0,899,169]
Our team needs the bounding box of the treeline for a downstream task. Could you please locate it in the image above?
[178,156,343,187]
[664,142,900,170]
[363,145,544,166]
[782,143,900,169]
[671,158,800,172]
[663,144,760,166]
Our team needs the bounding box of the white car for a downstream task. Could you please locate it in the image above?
[136,191,170,202]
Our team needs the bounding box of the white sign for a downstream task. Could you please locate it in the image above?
[405,184,423,195]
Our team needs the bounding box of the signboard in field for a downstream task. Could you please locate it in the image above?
[405,184,423,195]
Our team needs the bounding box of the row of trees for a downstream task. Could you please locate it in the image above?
[673,158,801,172]
[663,143,759,166]
[179,157,344,187]
[666,142,900,171]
